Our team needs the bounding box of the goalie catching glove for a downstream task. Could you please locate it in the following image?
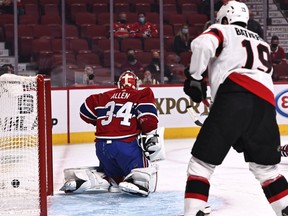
[183,67,207,103]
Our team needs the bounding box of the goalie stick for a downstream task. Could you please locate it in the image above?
[186,99,210,127]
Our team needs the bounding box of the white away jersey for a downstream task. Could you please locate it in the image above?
[189,23,275,106]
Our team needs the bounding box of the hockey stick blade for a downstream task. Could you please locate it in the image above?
[186,106,203,126]
[195,120,203,127]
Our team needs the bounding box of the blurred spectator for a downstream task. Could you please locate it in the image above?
[113,12,131,51]
[200,0,229,18]
[215,0,229,9]
[129,12,158,38]
[113,12,130,39]
[270,35,286,65]
[0,64,14,75]
[17,0,24,15]
[247,11,263,38]
[165,53,180,65]
[37,53,53,76]
[83,66,95,85]
[199,0,211,18]
[174,24,191,56]
[272,61,288,82]
[0,0,13,14]
[203,10,218,31]
[120,48,144,77]
[140,70,160,85]
[0,0,24,15]
[145,50,174,83]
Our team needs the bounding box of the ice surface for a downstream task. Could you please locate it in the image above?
[49,136,288,216]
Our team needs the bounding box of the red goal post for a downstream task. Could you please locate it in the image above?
[0,74,53,216]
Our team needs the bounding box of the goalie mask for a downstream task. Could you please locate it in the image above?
[117,70,139,90]
[216,1,249,26]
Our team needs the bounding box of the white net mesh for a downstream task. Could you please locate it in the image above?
[0,74,41,216]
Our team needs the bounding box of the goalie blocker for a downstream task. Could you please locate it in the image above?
[138,127,166,162]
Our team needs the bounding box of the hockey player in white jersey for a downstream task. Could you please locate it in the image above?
[183,1,288,215]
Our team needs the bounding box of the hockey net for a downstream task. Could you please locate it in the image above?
[0,74,53,216]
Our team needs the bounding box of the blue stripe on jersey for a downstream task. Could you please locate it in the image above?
[80,103,97,120]
[136,103,157,116]
[95,107,106,117]
[96,106,116,118]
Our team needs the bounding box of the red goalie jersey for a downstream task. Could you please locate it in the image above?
[80,72,158,141]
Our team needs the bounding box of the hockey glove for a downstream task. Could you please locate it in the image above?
[88,74,95,80]
[184,78,207,104]
[184,66,191,79]
[183,67,207,103]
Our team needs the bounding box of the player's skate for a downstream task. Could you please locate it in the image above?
[178,206,211,216]
[119,166,158,197]
[119,179,149,196]
[179,206,211,216]
[108,178,121,193]
[196,210,205,216]
[282,206,288,216]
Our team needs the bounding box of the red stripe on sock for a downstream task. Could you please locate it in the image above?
[262,175,282,187]
[268,189,288,203]
[187,176,209,184]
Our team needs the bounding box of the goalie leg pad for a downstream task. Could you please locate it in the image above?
[63,166,104,180]
[119,165,158,196]
[60,167,110,193]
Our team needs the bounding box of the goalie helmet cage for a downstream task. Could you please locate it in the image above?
[0,74,53,216]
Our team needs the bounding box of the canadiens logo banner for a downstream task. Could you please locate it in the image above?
[276,89,288,118]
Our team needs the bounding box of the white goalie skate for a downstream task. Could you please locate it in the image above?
[119,165,158,197]
[119,181,149,197]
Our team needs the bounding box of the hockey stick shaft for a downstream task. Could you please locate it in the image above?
[186,105,203,126]
[202,98,210,107]
[186,99,210,127]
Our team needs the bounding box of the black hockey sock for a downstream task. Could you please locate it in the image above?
[185,175,210,202]
[262,175,288,204]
